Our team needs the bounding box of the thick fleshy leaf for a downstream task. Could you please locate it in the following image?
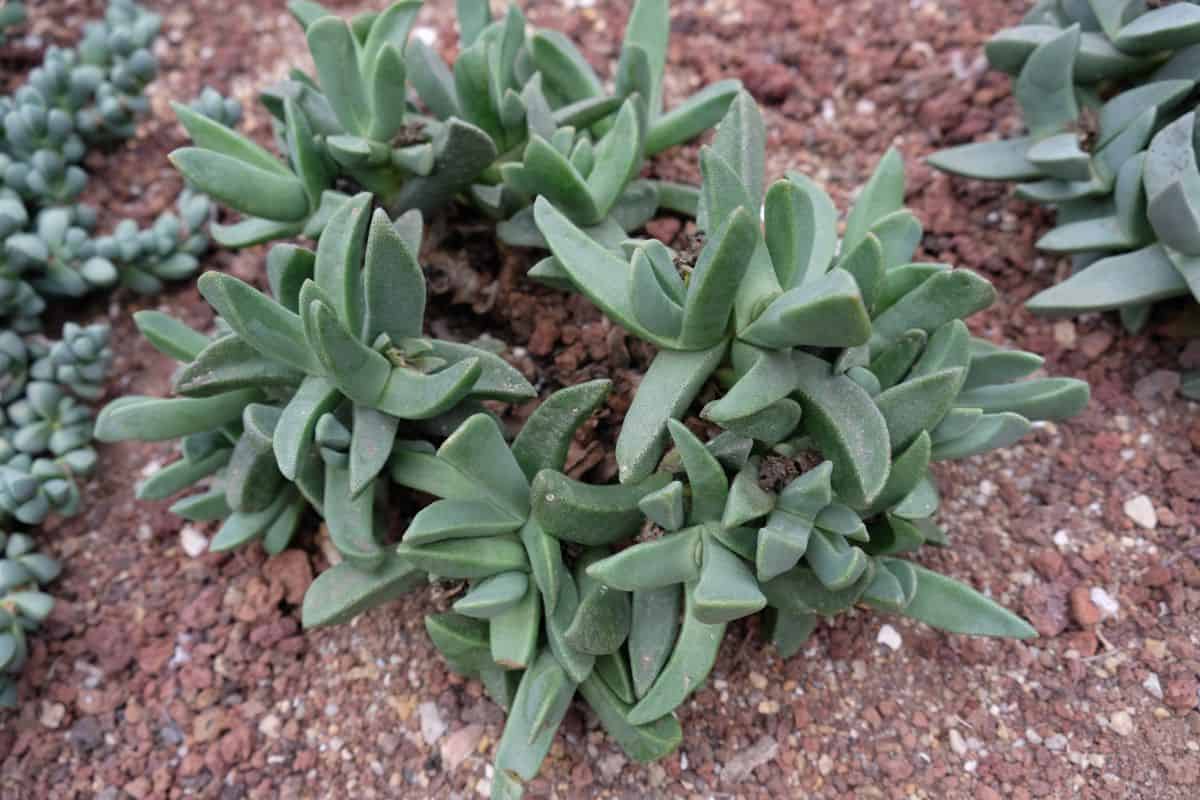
[174,335,303,397]
[677,208,758,349]
[545,570,594,682]
[791,352,890,508]
[900,564,1036,638]
[1114,3,1200,54]
[931,412,1031,460]
[665,420,729,523]
[1013,25,1081,137]
[869,270,996,354]
[693,533,766,623]
[644,79,741,155]
[875,368,965,451]
[861,432,932,517]
[586,528,702,591]
[493,651,575,786]
[363,208,424,342]
[308,16,369,134]
[301,555,422,628]
[403,499,523,545]
[199,272,323,375]
[764,607,818,658]
[587,100,642,216]
[765,174,838,290]
[626,584,724,725]
[324,464,384,569]
[1026,244,1187,314]
[955,378,1090,421]
[616,343,727,483]
[172,101,292,176]
[133,310,210,363]
[638,481,686,532]
[396,534,529,579]
[512,380,611,481]
[762,563,874,616]
[489,582,540,668]
[531,470,672,545]
[438,414,529,519]
[927,137,1042,181]
[578,671,683,762]
[557,554,626,655]
[406,39,461,120]
[273,376,339,480]
[95,390,258,442]
[703,348,797,423]
[868,329,926,391]
[738,268,870,349]
[530,30,603,102]
[843,148,905,254]
[170,148,310,221]
[628,584,681,699]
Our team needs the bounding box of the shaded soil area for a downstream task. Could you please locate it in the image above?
[2,1,1199,798]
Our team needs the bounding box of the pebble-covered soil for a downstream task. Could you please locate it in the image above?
[2,1,1199,798]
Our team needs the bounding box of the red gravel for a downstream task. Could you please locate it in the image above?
[2,1,1198,798]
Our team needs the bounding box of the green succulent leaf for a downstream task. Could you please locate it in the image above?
[900,564,1036,638]
[302,555,423,628]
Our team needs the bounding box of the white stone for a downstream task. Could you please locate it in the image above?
[1123,495,1157,530]
[180,525,208,558]
[418,702,446,745]
[877,624,902,651]
[949,728,968,756]
[1143,673,1163,700]
[1109,710,1134,737]
[1090,587,1119,619]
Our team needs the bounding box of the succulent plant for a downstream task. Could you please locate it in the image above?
[4,205,118,296]
[0,448,92,526]
[89,190,215,294]
[167,0,738,249]
[0,3,25,46]
[0,530,59,708]
[188,86,243,129]
[95,195,536,565]
[928,0,1200,329]
[30,322,112,400]
[258,91,1091,799]
[535,91,1090,487]
[0,331,32,403]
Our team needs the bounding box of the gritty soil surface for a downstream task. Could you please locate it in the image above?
[2,0,1200,798]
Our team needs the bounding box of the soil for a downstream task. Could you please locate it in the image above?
[3,1,1200,798]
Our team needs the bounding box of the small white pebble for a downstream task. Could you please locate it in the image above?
[180,525,208,558]
[876,624,902,651]
[1053,529,1071,549]
[1109,710,1134,737]
[1090,587,1119,619]
[1123,495,1157,530]
[1143,673,1163,700]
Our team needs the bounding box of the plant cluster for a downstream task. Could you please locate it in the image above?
[169,0,740,250]
[0,531,58,708]
[101,44,1090,788]
[0,2,241,706]
[929,1,1200,397]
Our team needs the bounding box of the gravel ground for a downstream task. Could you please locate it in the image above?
[1,1,1198,798]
